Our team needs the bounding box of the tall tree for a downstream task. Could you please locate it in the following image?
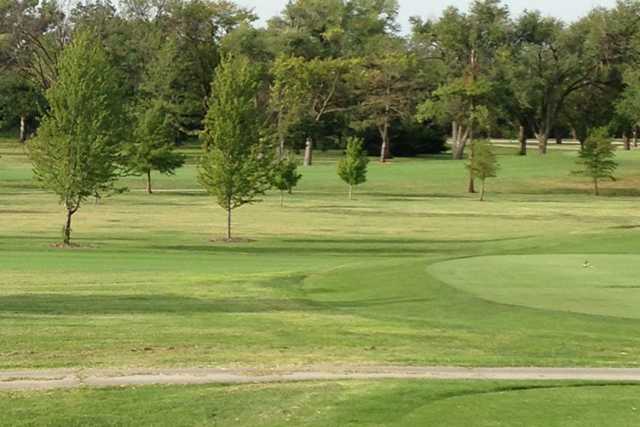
[413,0,510,161]
[198,55,272,241]
[270,55,354,166]
[28,32,127,245]
[0,72,44,141]
[351,42,418,162]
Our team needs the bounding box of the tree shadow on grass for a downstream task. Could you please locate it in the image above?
[0,294,432,316]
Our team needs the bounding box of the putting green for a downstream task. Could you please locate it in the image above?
[428,254,640,319]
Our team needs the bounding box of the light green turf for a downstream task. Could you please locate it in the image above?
[2,381,640,426]
[2,138,640,369]
[428,254,640,319]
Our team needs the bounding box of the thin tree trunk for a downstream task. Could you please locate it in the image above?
[63,209,74,245]
[623,132,631,151]
[278,137,285,159]
[594,178,599,196]
[480,179,486,201]
[518,125,527,156]
[452,121,458,142]
[146,170,152,194]
[379,114,391,163]
[303,138,313,166]
[280,190,284,208]
[467,140,476,194]
[633,128,638,147]
[226,207,232,240]
[348,184,352,200]
[19,114,27,143]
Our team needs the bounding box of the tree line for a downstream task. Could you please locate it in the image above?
[0,0,639,242]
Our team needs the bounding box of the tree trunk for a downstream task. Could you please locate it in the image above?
[451,122,471,160]
[623,132,631,151]
[480,179,486,201]
[226,207,232,240]
[63,209,74,245]
[594,178,599,196]
[280,190,284,208]
[19,114,27,143]
[536,132,548,154]
[633,128,638,148]
[467,140,476,194]
[571,128,578,141]
[146,170,152,194]
[452,121,458,142]
[518,125,527,156]
[303,138,313,166]
[279,137,285,159]
[348,184,352,200]
[379,133,390,163]
[379,114,391,163]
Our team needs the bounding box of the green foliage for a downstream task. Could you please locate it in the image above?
[338,136,369,199]
[198,55,272,239]
[467,139,498,200]
[126,100,186,193]
[272,154,302,207]
[28,32,127,244]
[572,128,617,195]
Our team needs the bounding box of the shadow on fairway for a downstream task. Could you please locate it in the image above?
[0,294,432,315]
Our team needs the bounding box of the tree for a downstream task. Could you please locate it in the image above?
[0,72,44,141]
[413,0,510,161]
[198,55,272,241]
[28,32,126,245]
[616,70,640,147]
[270,55,354,166]
[572,128,617,196]
[337,136,369,200]
[271,154,302,207]
[467,140,498,201]
[351,44,418,162]
[126,100,186,194]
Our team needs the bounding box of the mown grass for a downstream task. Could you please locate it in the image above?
[4,136,640,423]
[2,137,640,369]
[2,380,640,426]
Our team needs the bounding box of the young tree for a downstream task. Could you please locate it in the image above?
[467,140,498,201]
[126,100,186,194]
[28,32,126,245]
[572,128,617,196]
[271,154,302,207]
[337,136,369,200]
[198,55,272,241]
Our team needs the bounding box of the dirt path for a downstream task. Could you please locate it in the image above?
[3,366,640,391]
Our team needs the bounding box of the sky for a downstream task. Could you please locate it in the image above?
[236,0,618,32]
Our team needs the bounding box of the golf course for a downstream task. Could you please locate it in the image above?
[2,136,640,425]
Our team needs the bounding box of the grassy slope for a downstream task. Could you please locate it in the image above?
[2,380,640,426]
[2,138,640,369]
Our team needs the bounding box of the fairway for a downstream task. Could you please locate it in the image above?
[2,380,640,426]
[429,254,640,319]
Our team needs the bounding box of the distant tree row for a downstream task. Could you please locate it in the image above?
[0,0,637,241]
